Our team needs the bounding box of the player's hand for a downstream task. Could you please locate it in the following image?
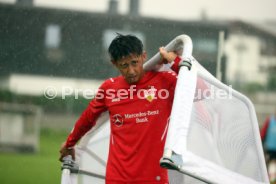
[159,47,178,64]
[59,142,75,162]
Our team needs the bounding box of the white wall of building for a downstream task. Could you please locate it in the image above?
[0,74,103,98]
[225,33,276,86]
[225,34,265,84]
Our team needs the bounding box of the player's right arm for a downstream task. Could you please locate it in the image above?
[59,82,108,161]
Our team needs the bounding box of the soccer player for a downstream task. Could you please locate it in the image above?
[261,112,276,183]
[59,34,181,183]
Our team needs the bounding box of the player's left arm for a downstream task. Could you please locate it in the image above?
[159,47,182,74]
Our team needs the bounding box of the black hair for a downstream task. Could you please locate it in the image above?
[108,33,143,62]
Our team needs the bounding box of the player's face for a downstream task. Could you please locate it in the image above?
[114,52,146,84]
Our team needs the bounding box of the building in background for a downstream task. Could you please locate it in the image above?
[0,2,275,123]
[225,22,276,86]
[0,2,227,96]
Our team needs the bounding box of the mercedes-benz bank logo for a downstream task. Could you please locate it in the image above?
[112,114,124,127]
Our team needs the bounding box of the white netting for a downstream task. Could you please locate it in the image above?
[190,78,262,180]
[167,58,268,184]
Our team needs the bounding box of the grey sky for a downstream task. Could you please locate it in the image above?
[1,0,276,21]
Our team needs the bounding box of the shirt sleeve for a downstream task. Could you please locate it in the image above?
[65,82,107,148]
[170,56,182,74]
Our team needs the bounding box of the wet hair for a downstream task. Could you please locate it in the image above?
[108,33,143,62]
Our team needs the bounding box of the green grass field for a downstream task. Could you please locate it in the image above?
[0,128,69,184]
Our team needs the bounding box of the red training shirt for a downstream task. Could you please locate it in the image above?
[65,57,181,183]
